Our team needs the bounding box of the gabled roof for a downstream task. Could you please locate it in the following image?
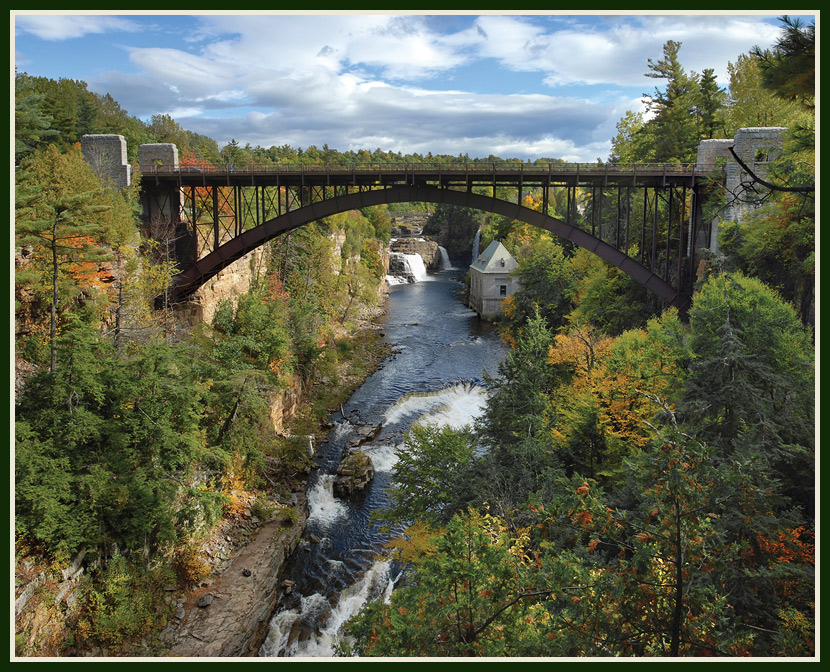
[470,240,518,274]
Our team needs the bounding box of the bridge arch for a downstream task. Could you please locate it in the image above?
[165,185,689,312]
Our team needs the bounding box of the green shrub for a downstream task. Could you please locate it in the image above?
[251,492,277,520]
[76,553,172,648]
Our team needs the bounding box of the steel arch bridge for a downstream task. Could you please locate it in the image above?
[141,162,712,313]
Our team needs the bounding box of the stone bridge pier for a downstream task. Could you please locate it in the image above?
[80,134,132,188]
[80,136,196,266]
[135,143,199,268]
[695,127,785,254]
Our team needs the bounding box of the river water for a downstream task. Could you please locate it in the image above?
[258,258,507,658]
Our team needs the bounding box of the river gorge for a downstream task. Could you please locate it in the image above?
[259,255,507,657]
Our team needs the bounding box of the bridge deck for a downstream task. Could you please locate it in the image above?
[141,162,705,189]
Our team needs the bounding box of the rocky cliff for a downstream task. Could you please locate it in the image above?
[389,238,441,270]
[172,247,267,334]
[422,205,481,267]
[390,213,429,237]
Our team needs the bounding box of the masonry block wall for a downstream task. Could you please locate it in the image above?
[80,134,131,188]
[138,143,179,173]
[695,127,785,254]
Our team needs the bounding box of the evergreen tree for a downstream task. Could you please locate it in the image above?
[642,41,700,162]
[751,16,815,154]
[478,307,561,448]
[14,71,59,162]
[15,146,113,371]
[221,138,243,167]
[681,271,814,514]
[695,68,726,140]
[751,16,815,111]
[16,322,208,561]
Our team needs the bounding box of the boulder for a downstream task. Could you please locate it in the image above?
[332,452,375,498]
[347,422,382,449]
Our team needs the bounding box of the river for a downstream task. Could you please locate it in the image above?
[258,254,507,658]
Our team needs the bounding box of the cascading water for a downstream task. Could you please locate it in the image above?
[259,266,506,658]
[438,245,453,270]
[386,252,430,285]
[471,228,481,263]
[403,253,429,282]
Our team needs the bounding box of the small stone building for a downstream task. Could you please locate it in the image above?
[469,240,519,319]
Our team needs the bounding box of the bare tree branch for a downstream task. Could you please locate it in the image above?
[728,146,814,194]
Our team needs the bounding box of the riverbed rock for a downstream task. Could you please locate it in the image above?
[332,452,375,498]
[390,214,429,237]
[347,422,382,449]
[160,494,308,657]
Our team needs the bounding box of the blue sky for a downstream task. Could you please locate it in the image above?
[12,11,814,162]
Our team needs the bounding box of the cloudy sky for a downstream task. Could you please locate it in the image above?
[12,11,812,162]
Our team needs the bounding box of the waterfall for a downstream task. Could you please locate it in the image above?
[405,253,428,282]
[438,246,452,270]
[382,382,489,429]
[471,228,481,263]
[386,252,429,285]
[306,475,347,525]
[260,560,396,658]
[261,382,492,658]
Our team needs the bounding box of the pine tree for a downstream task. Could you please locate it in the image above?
[14,71,58,162]
[15,146,112,371]
[642,41,700,162]
[750,16,815,111]
[681,271,814,514]
[478,307,561,447]
[695,68,726,140]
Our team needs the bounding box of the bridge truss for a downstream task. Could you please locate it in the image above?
[141,163,715,312]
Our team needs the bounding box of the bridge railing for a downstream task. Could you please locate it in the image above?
[145,161,702,177]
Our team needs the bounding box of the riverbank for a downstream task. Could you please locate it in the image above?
[159,495,308,657]
[156,301,393,658]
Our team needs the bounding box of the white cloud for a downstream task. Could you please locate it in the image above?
[469,13,783,89]
[171,77,619,162]
[71,12,795,162]
[14,14,142,41]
